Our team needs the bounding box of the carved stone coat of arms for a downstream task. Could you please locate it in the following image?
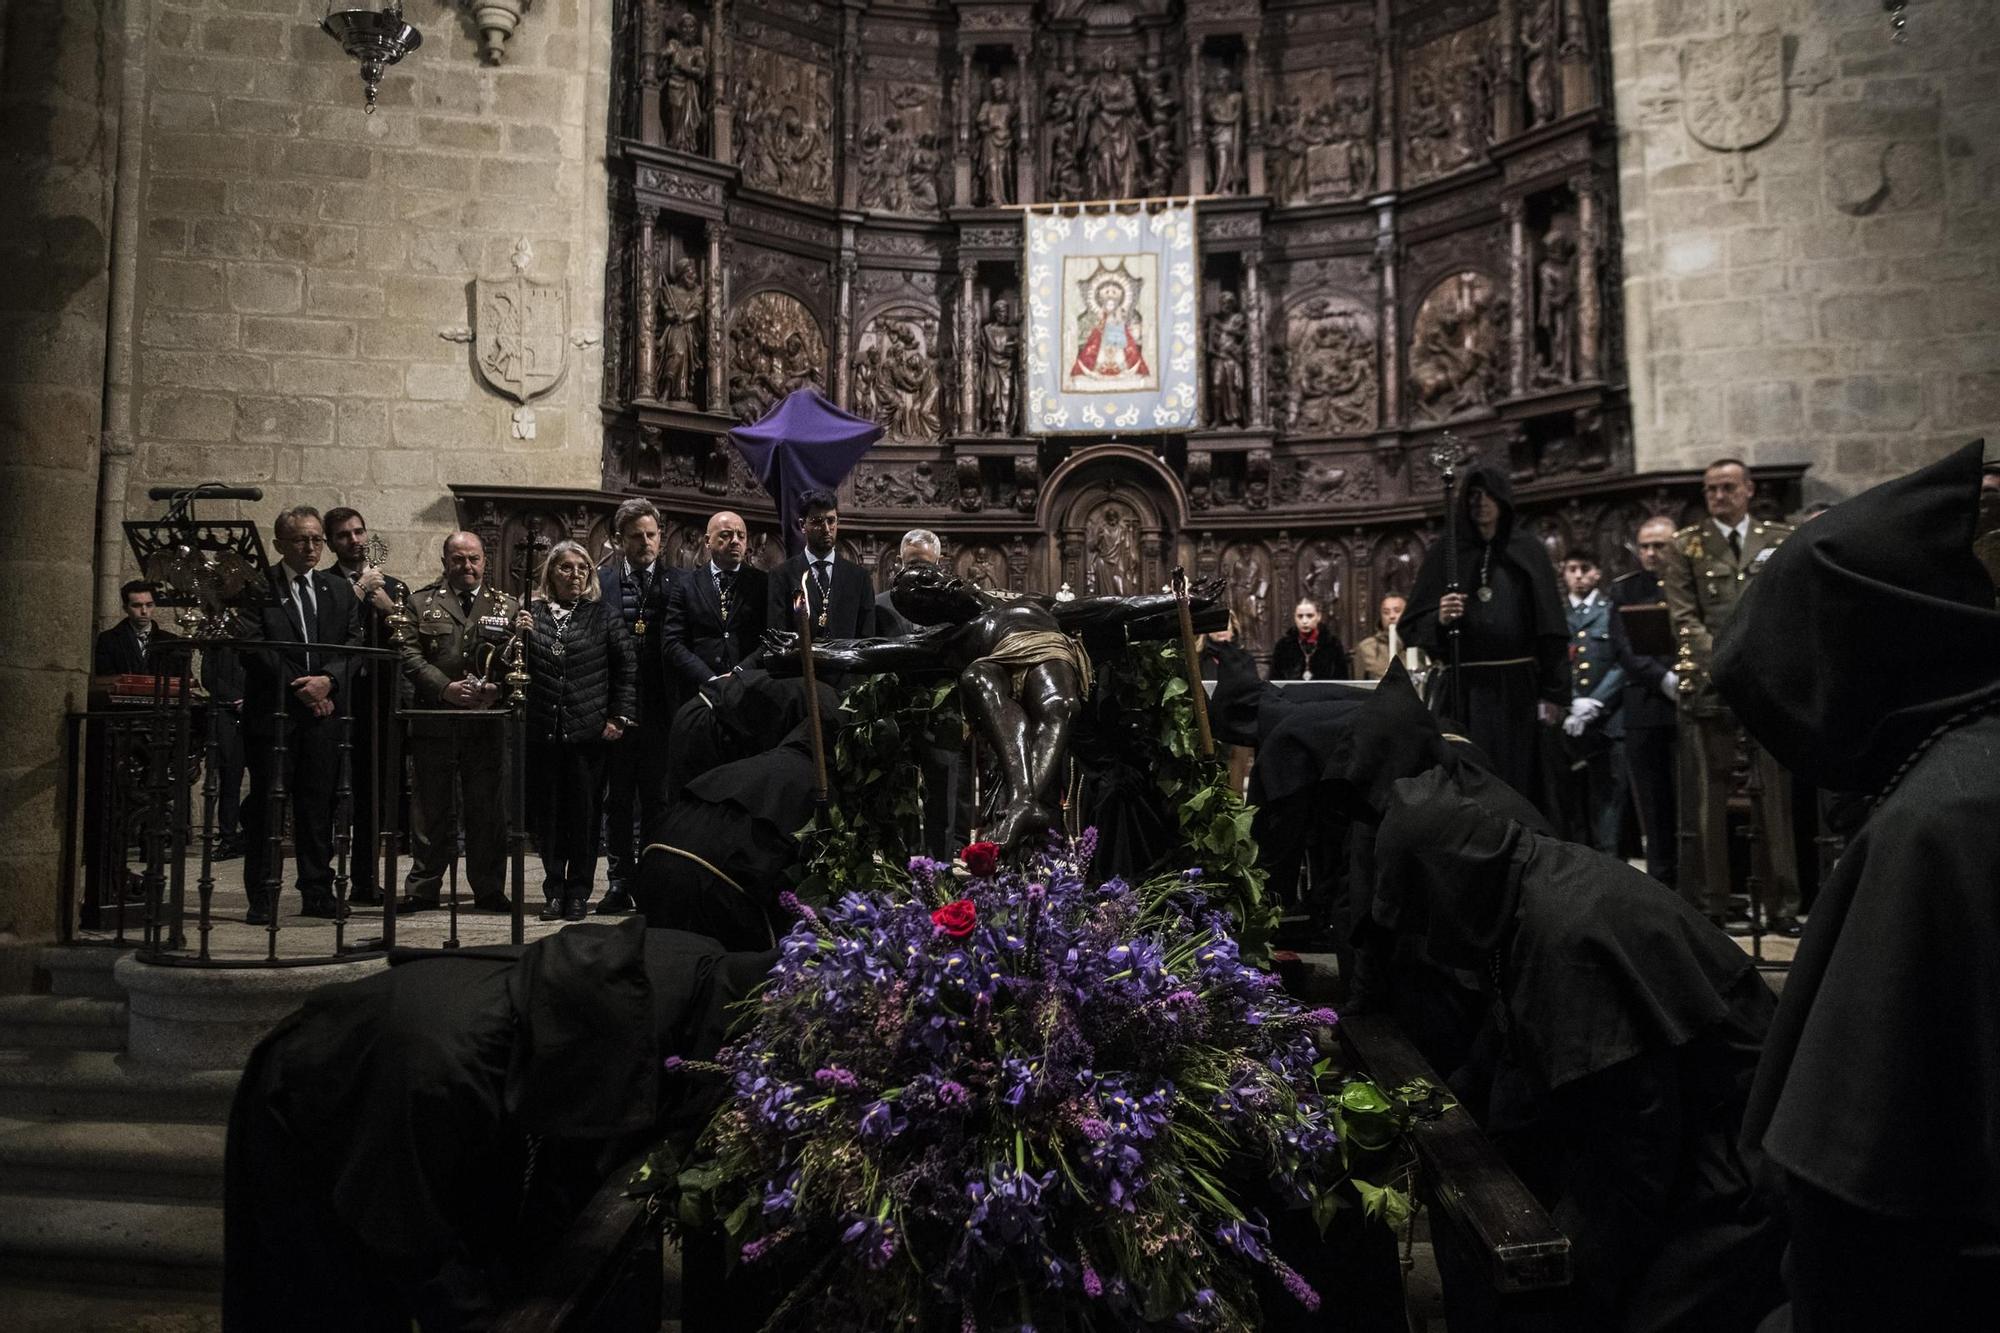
[1679,29,1786,194]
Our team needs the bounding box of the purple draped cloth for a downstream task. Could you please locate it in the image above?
[727,388,884,557]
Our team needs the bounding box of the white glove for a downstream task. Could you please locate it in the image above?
[1660,671,1679,701]
[1562,712,1588,738]
[1568,696,1604,721]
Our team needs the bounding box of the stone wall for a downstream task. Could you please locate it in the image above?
[1610,0,2000,497]
[121,0,613,586]
[0,0,123,984]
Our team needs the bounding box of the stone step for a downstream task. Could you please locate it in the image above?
[38,946,130,1001]
[0,1051,238,1124]
[0,1117,226,1203]
[0,996,128,1053]
[0,1194,222,1292]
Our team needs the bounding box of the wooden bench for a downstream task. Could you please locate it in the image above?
[1339,1013,1572,1297]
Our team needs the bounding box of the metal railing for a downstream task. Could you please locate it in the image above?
[61,639,531,965]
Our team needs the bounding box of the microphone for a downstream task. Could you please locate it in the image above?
[148,484,265,501]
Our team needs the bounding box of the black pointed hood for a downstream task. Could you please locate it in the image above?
[1711,441,2000,793]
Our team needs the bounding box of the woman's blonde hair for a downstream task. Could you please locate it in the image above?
[535,540,602,602]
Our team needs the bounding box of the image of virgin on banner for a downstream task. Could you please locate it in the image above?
[1024,202,1200,434]
[1066,262,1156,389]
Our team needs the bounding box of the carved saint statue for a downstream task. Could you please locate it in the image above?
[1139,54,1179,196]
[1085,505,1138,597]
[662,11,707,152]
[1043,61,1085,202]
[978,296,1021,436]
[655,257,704,405]
[764,564,1224,848]
[908,132,942,213]
[974,77,1017,208]
[1523,0,1560,128]
[1070,279,1149,383]
[1224,547,1269,646]
[1079,53,1143,201]
[879,319,941,441]
[1205,290,1249,429]
[1536,220,1578,384]
[1206,71,1246,196]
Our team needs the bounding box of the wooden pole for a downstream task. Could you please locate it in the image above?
[1172,566,1215,760]
[794,575,830,805]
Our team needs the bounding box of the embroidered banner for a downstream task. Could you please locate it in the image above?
[1022,202,1200,434]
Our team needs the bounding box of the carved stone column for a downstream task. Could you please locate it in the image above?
[1373,4,1396,194]
[638,0,662,147]
[1243,251,1267,427]
[709,0,731,164]
[1576,174,1601,381]
[1014,42,1034,208]
[635,207,659,400]
[1243,33,1266,197]
[957,49,976,213]
[1374,202,1401,424]
[1560,0,1594,117]
[1140,529,1164,597]
[1184,37,1207,196]
[704,217,726,409]
[839,6,861,209]
[958,258,979,433]
[835,253,857,406]
[1495,0,1522,141]
[1505,195,1529,397]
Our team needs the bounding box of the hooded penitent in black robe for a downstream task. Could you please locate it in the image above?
[1710,441,2000,1332]
[1374,768,1784,1333]
[223,920,776,1332]
[1398,464,1570,815]
[639,675,841,950]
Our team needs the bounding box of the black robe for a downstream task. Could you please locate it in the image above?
[1399,464,1570,814]
[1374,769,1785,1333]
[223,920,775,1332]
[1711,441,2000,1331]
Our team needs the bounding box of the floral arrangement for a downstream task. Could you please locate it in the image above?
[642,832,1415,1332]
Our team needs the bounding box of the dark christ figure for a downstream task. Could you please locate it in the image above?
[764,563,1223,850]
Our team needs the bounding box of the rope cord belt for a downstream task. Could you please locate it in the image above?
[640,843,777,948]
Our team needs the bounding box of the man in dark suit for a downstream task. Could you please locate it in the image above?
[1610,515,1684,888]
[595,498,678,915]
[93,580,178,675]
[323,507,408,905]
[766,488,875,647]
[661,509,766,720]
[872,527,939,637]
[237,506,364,924]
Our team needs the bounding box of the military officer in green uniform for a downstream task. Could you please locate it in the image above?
[1661,458,1800,934]
[393,531,521,912]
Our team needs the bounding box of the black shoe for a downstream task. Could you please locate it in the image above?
[212,838,244,861]
[301,898,349,921]
[593,888,634,915]
[1771,915,1804,938]
[539,898,567,922]
[349,885,384,906]
[397,896,441,914]
[563,899,588,922]
[245,905,272,925]
[472,896,512,914]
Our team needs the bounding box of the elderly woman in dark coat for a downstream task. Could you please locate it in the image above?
[515,541,637,920]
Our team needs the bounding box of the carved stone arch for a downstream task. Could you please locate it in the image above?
[1039,446,1186,600]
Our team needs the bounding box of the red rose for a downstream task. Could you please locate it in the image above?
[932,899,978,938]
[960,841,1002,878]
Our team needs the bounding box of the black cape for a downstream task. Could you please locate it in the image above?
[223,921,775,1331]
[1375,769,1783,1332]
[1398,464,1569,811]
[1711,442,2000,1327]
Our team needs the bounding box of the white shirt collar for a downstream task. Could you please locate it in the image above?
[1714,515,1750,543]
[807,549,835,567]
[625,557,654,581]
[1568,590,1601,609]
